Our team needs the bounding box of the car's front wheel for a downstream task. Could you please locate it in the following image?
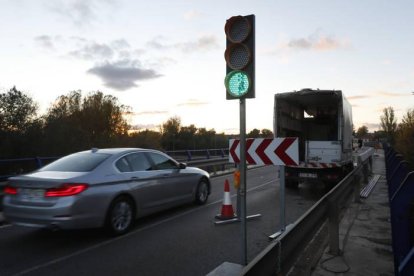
[106,196,134,236]
[195,179,209,205]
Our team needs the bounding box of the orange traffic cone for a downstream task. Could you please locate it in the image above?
[215,179,236,220]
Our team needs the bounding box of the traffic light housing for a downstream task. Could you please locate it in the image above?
[224,15,255,100]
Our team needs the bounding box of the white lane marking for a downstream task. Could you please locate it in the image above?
[14,179,276,275]
[0,224,12,229]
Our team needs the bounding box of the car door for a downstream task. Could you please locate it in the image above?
[145,152,195,205]
[115,152,173,212]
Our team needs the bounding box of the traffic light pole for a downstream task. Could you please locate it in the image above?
[239,98,247,265]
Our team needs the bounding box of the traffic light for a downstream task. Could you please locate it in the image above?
[224,15,255,100]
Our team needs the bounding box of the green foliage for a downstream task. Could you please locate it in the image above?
[160,117,228,150]
[0,87,41,158]
[43,91,130,155]
[161,116,181,150]
[128,130,162,149]
[395,109,414,169]
[0,87,38,132]
[247,128,274,138]
[0,87,270,160]
[380,106,397,144]
[356,125,369,138]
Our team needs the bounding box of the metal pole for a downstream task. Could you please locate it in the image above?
[280,165,286,232]
[268,165,288,240]
[240,98,247,265]
[237,165,241,219]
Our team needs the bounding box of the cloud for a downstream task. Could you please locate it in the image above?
[287,34,347,51]
[34,35,58,49]
[34,36,130,62]
[184,10,203,20]
[87,60,163,91]
[45,0,115,26]
[73,41,117,60]
[177,99,209,107]
[362,122,381,130]
[348,91,410,102]
[271,31,350,55]
[131,124,160,131]
[135,110,168,116]
[146,35,219,53]
[347,95,371,100]
[69,42,114,60]
[376,91,409,97]
[66,38,137,62]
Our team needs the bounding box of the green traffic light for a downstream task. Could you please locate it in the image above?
[225,71,250,97]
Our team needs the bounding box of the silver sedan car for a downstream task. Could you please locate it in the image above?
[3,148,211,235]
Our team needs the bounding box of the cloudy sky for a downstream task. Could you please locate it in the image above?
[1,0,413,133]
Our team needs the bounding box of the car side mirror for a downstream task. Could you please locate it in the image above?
[178,163,187,169]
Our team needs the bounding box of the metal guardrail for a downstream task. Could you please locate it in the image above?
[241,147,374,275]
[384,144,414,276]
[0,149,229,181]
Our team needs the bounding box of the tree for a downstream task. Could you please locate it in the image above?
[129,129,162,149]
[247,128,260,138]
[401,108,414,127]
[178,124,198,149]
[395,108,414,168]
[261,129,273,138]
[161,116,181,150]
[356,126,369,138]
[0,87,40,158]
[80,91,130,145]
[247,128,273,138]
[196,128,216,149]
[380,107,397,144]
[0,87,38,132]
[43,90,130,155]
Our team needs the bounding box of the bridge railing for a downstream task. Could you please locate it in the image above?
[0,148,229,181]
[242,147,374,275]
[383,144,414,276]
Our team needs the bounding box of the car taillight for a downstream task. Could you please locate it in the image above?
[45,184,88,197]
[4,186,18,195]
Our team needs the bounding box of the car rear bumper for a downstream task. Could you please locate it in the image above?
[2,196,104,230]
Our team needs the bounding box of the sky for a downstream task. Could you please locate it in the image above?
[1,0,413,134]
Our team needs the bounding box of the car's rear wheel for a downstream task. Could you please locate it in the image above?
[195,179,209,205]
[106,196,134,236]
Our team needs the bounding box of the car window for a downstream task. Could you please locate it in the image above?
[39,152,110,172]
[125,153,152,171]
[115,157,132,172]
[147,152,178,170]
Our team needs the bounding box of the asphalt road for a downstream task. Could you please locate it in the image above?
[0,166,325,276]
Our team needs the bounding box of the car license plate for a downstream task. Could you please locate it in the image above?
[19,188,45,201]
[299,173,317,179]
